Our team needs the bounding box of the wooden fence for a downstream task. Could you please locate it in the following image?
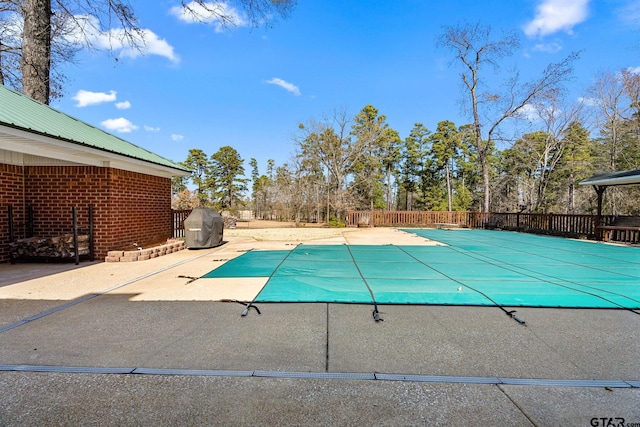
[172,209,191,238]
[172,209,637,244]
[345,211,479,228]
[345,210,621,241]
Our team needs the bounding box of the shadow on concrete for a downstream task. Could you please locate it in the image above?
[0,261,101,288]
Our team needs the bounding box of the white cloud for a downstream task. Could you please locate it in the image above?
[144,125,161,132]
[616,0,640,26]
[115,29,179,63]
[532,41,563,53]
[115,101,131,109]
[628,66,640,74]
[524,0,590,38]
[516,104,542,121]
[101,117,138,133]
[265,78,301,96]
[170,1,246,32]
[578,96,599,107]
[67,15,179,63]
[72,89,117,107]
[517,102,563,121]
[171,134,185,141]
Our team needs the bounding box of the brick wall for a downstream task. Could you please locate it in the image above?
[2,164,173,261]
[104,168,172,254]
[0,163,25,263]
[25,165,109,238]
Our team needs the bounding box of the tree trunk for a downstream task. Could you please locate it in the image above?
[22,0,52,104]
[386,165,393,211]
[445,160,452,211]
[568,182,575,213]
[0,42,5,85]
[480,150,491,212]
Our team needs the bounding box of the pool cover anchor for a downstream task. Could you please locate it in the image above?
[177,275,199,285]
[506,310,526,325]
[372,308,384,322]
[241,303,261,317]
[221,299,262,317]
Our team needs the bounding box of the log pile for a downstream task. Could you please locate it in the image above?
[10,234,90,260]
[223,216,237,229]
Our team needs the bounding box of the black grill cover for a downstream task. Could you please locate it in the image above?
[184,208,224,249]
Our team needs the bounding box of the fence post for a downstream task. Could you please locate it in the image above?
[89,205,94,261]
[27,204,34,237]
[8,205,15,264]
[72,206,79,265]
[171,209,176,238]
[8,205,14,242]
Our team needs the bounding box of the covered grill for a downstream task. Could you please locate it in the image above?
[184,208,224,249]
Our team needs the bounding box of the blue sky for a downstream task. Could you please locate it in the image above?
[54,0,640,174]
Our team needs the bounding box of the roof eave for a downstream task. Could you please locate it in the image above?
[0,124,191,178]
[579,170,640,187]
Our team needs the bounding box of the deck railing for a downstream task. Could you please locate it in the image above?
[345,211,621,241]
[171,209,635,244]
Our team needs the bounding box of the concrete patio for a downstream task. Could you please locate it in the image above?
[0,228,638,426]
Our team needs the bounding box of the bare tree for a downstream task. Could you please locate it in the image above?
[21,0,51,103]
[296,108,373,220]
[527,95,585,212]
[272,154,317,227]
[437,22,578,211]
[14,0,142,103]
[180,0,294,28]
[587,68,640,214]
[7,0,295,104]
[588,69,640,170]
[1,1,21,88]
[2,0,80,98]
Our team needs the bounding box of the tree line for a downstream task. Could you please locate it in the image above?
[173,23,639,222]
[173,64,640,222]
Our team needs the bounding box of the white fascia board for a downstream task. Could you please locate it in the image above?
[579,175,640,187]
[0,126,190,178]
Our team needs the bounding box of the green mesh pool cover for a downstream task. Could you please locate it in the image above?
[201,229,640,308]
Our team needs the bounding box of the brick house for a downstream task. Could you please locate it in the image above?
[0,85,190,263]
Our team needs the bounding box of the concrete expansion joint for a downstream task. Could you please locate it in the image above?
[0,364,637,389]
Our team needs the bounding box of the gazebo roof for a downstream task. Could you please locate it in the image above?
[579,170,640,187]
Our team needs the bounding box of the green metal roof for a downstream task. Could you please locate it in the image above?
[0,84,189,173]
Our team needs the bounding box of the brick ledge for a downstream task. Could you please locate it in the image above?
[105,240,186,262]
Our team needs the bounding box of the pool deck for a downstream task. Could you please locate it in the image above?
[0,228,639,425]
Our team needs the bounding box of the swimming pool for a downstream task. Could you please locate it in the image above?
[202,229,640,309]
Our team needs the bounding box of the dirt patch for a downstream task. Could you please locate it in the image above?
[233,220,329,229]
[224,227,354,242]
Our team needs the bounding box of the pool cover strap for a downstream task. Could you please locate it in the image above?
[395,245,527,326]
[240,246,298,318]
[345,244,383,322]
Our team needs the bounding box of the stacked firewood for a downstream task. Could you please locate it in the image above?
[223,216,237,229]
[10,234,90,260]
